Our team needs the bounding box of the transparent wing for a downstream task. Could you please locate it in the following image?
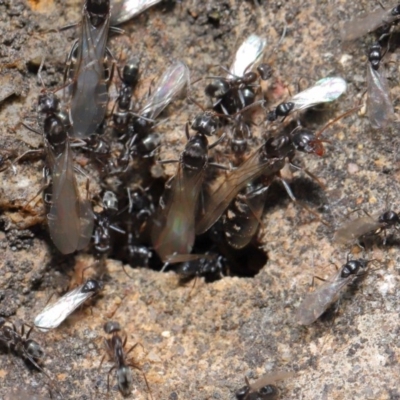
[366,63,394,130]
[291,77,347,111]
[250,371,295,391]
[229,34,267,78]
[196,146,285,235]
[341,7,398,42]
[70,9,110,138]
[47,143,82,254]
[110,0,162,25]
[34,284,94,331]
[152,165,205,262]
[77,199,95,251]
[334,213,383,245]
[294,274,351,325]
[139,61,190,120]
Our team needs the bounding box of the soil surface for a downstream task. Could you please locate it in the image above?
[1,0,400,399]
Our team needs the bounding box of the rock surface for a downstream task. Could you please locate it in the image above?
[0,0,400,399]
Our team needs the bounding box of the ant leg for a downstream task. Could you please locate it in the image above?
[289,162,326,189]
[127,362,153,400]
[107,365,116,393]
[125,342,142,356]
[98,354,106,371]
[64,39,79,85]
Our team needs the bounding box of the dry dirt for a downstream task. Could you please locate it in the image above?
[1,0,400,399]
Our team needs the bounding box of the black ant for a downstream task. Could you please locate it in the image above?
[100,321,153,398]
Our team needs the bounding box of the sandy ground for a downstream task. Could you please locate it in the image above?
[1,0,400,399]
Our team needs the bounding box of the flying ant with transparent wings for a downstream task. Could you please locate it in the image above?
[24,100,95,254]
[100,321,153,398]
[205,34,267,115]
[366,41,394,130]
[151,118,225,263]
[110,0,162,25]
[341,4,400,42]
[34,279,103,331]
[235,371,294,400]
[294,257,372,325]
[196,106,358,236]
[266,76,347,121]
[334,209,400,245]
[128,60,190,136]
[65,0,111,139]
[112,58,140,133]
[116,61,190,168]
[44,115,94,254]
[195,128,324,236]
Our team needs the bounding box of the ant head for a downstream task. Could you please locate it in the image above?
[235,385,250,400]
[122,59,140,86]
[266,110,277,121]
[25,339,45,360]
[379,210,400,226]
[257,63,273,81]
[86,0,110,15]
[259,384,279,397]
[291,129,324,156]
[341,259,367,278]
[104,321,121,334]
[38,93,60,115]
[205,79,230,99]
[82,279,103,293]
[392,5,400,16]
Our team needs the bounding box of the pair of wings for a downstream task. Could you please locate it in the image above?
[69,6,110,138]
[46,142,94,255]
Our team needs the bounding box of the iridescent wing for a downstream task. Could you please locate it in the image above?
[250,371,295,392]
[110,0,162,25]
[47,142,94,254]
[366,62,394,130]
[341,7,400,42]
[229,34,267,78]
[291,77,347,112]
[333,213,383,245]
[34,283,96,331]
[294,273,353,325]
[139,61,190,120]
[69,7,110,138]
[196,145,285,235]
[152,164,205,262]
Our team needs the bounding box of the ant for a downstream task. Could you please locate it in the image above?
[100,321,153,398]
